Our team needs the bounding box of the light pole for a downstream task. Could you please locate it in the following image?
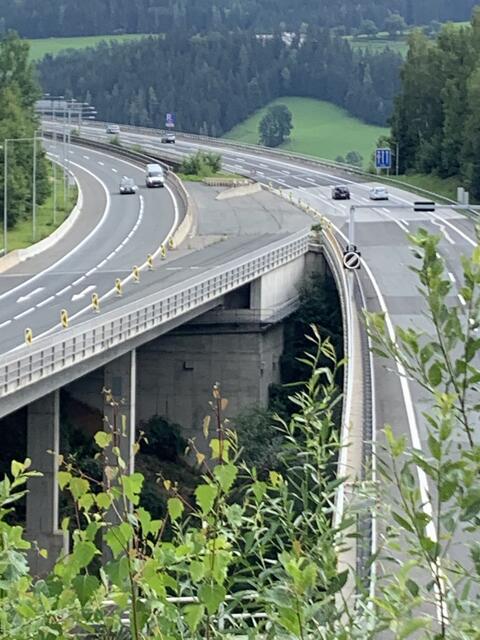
[3,140,7,256]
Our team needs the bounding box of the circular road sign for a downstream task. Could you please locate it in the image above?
[343,251,361,270]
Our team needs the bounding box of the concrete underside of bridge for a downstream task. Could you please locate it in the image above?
[0,250,328,573]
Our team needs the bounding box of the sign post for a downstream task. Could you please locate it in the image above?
[165,113,176,129]
[375,148,392,175]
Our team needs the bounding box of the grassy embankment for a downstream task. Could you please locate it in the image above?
[0,168,77,252]
[27,33,153,61]
[224,96,388,167]
[224,96,463,200]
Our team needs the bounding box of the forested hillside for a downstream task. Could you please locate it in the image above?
[0,0,477,38]
[38,29,401,134]
[390,11,480,197]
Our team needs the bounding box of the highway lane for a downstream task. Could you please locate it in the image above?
[0,142,179,354]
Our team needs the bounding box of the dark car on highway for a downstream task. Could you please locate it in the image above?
[331,185,350,200]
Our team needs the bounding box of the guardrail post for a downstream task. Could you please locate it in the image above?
[115,278,123,297]
[60,309,69,329]
[91,292,100,313]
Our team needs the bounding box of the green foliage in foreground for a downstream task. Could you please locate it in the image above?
[1,227,480,638]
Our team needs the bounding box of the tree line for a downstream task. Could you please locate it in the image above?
[38,27,402,136]
[0,0,477,38]
[390,10,480,198]
[0,33,49,230]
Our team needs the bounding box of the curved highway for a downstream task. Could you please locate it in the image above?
[0,142,179,353]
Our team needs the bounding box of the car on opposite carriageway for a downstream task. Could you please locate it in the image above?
[106,123,121,134]
[161,132,176,144]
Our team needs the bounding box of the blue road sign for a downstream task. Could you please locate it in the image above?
[375,148,391,170]
[165,113,176,128]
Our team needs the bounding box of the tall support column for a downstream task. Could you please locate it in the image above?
[102,351,136,560]
[103,349,137,477]
[26,390,64,576]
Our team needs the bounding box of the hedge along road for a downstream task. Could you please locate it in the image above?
[0,142,179,354]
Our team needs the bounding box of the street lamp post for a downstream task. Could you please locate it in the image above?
[32,133,37,242]
[3,140,7,256]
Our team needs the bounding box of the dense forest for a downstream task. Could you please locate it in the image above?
[0,0,477,38]
[0,33,49,229]
[38,28,402,134]
[390,11,480,197]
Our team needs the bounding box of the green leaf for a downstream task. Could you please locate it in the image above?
[73,575,100,606]
[428,362,442,387]
[58,471,71,490]
[392,511,415,534]
[167,497,184,522]
[184,603,205,632]
[214,463,238,493]
[104,556,130,588]
[189,560,206,583]
[11,460,23,478]
[96,492,112,510]
[69,477,90,501]
[122,473,144,505]
[72,541,98,570]
[94,431,112,449]
[198,583,226,615]
[195,484,218,515]
[427,434,441,461]
[252,480,267,503]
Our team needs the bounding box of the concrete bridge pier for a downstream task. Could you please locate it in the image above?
[25,390,64,575]
[103,350,137,478]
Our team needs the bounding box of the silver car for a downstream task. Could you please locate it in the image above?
[119,177,138,195]
[369,186,389,200]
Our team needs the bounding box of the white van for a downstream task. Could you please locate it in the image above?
[145,163,165,188]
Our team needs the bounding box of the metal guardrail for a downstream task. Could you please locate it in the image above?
[0,230,310,398]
